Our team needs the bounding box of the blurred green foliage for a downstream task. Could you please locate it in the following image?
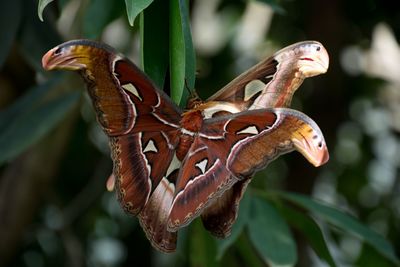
[1,0,399,266]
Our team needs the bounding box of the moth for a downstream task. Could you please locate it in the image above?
[42,40,329,252]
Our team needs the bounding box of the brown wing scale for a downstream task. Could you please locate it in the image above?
[201,41,329,238]
[42,39,182,216]
[42,40,329,253]
[168,108,328,231]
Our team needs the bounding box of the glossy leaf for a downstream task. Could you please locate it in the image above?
[248,195,297,266]
[0,0,21,68]
[235,234,266,267]
[124,0,154,26]
[280,192,400,265]
[169,0,196,106]
[169,0,185,106]
[178,0,196,94]
[216,192,251,260]
[140,0,169,88]
[0,90,79,164]
[37,0,55,21]
[279,204,337,267]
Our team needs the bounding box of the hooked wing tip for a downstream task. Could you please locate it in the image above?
[295,41,329,77]
[320,147,330,166]
[313,145,329,167]
[298,143,329,168]
[286,113,330,168]
[42,41,93,71]
[42,47,58,70]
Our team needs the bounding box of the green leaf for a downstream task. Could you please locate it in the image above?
[216,192,251,260]
[37,0,55,21]
[169,0,185,106]
[178,0,196,93]
[235,234,266,267]
[280,192,400,265]
[189,220,218,267]
[124,0,154,26]
[248,195,297,267]
[0,90,80,165]
[279,204,337,267]
[0,76,63,129]
[0,0,21,68]
[169,0,196,107]
[140,0,169,88]
[254,0,286,15]
[83,0,124,39]
[356,243,394,267]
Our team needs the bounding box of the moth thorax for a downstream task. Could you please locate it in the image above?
[176,135,194,161]
[180,110,203,132]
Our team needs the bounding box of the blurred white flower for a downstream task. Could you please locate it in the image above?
[365,23,400,84]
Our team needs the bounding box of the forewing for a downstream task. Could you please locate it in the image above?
[167,110,277,231]
[42,40,182,135]
[208,41,329,108]
[220,108,329,178]
[42,40,182,216]
[169,108,328,231]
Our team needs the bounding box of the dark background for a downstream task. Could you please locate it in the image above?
[1,0,399,266]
